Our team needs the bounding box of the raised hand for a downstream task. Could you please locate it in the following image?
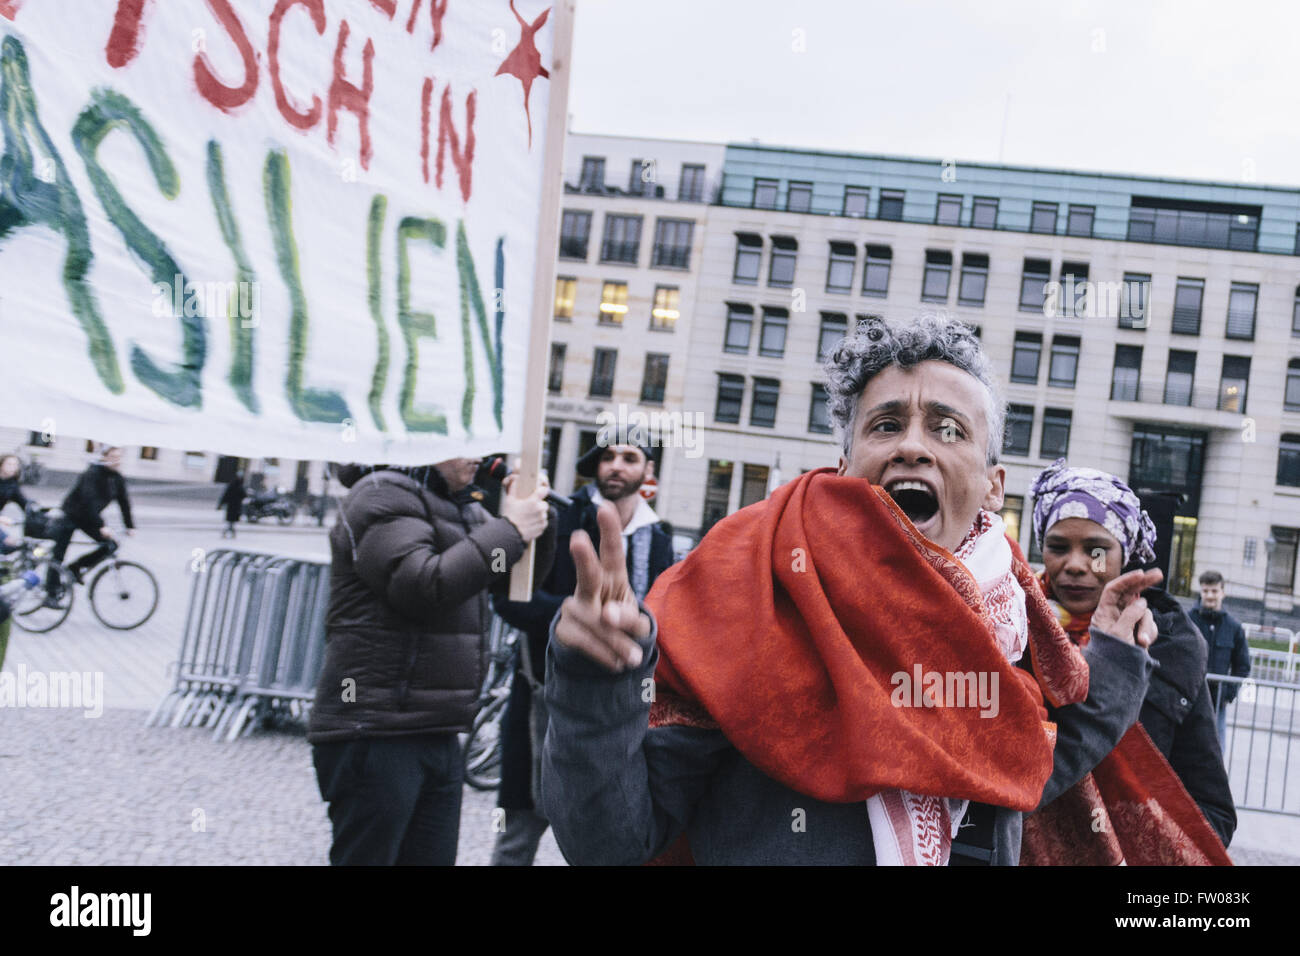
[1092,568,1163,648]
[554,503,651,672]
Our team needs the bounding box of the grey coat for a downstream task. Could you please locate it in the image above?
[541,609,1153,865]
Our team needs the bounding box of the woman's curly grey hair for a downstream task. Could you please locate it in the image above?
[823,311,1004,466]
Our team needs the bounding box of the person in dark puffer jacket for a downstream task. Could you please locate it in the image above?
[308,457,556,866]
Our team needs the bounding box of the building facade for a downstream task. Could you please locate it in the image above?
[673,144,1300,607]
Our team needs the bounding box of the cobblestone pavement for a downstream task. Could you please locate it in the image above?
[0,707,564,866]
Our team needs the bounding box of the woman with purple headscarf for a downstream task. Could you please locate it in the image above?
[1027,458,1236,852]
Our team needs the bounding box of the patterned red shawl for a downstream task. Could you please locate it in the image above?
[643,468,1090,863]
[1019,573,1233,865]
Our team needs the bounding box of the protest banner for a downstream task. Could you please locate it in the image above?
[0,0,568,466]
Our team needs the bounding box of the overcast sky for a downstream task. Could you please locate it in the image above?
[568,0,1300,188]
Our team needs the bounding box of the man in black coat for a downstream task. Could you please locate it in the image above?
[1189,570,1252,750]
[308,458,555,866]
[490,436,674,865]
[45,445,134,600]
[216,473,244,538]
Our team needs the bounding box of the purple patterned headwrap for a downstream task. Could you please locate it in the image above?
[1030,458,1158,566]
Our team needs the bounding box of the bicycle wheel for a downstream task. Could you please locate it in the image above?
[463,693,509,791]
[88,559,159,630]
[12,562,74,633]
[276,505,297,526]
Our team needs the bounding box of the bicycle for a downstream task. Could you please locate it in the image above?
[1,510,160,632]
[462,618,525,791]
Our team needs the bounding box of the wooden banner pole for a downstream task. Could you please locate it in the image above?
[509,0,575,601]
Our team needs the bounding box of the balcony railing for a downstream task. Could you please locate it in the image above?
[558,237,588,259]
[600,241,640,264]
[1111,380,1243,412]
[652,244,691,269]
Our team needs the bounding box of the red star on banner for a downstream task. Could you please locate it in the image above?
[494,0,550,147]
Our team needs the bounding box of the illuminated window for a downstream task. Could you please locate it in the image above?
[650,286,679,331]
[598,281,628,325]
[553,276,576,321]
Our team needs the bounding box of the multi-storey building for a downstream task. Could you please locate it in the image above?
[675,144,1300,610]
[542,133,724,520]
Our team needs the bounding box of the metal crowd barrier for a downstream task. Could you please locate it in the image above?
[1208,674,1299,818]
[146,549,330,741]
[1243,624,1298,684]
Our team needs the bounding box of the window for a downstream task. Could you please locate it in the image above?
[826,241,855,293]
[641,353,669,404]
[547,343,565,393]
[759,308,789,358]
[1245,537,1258,566]
[715,374,744,423]
[678,163,705,202]
[1267,527,1299,595]
[935,194,962,226]
[753,178,779,209]
[878,190,904,221]
[972,197,998,229]
[1111,345,1143,400]
[724,303,754,353]
[957,253,989,306]
[702,460,735,535]
[809,384,832,434]
[628,159,653,196]
[578,156,605,192]
[750,378,780,428]
[1011,332,1043,384]
[1279,434,1300,487]
[740,464,770,508]
[999,495,1024,548]
[1048,336,1080,387]
[1019,258,1051,312]
[589,348,616,397]
[862,245,892,297]
[553,276,576,321]
[1120,273,1150,329]
[598,281,628,325]
[843,186,869,218]
[1226,282,1257,340]
[1040,408,1072,458]
[139,446,159,461]
[1293,286,1300,337]
[1003,405,1034,457]
[1128,197,1259,251]
[733,233,762,284]
[1163,350,1196,406]
[1066,205,1095,237]
[787,181,813,213]
[559,210,591,259]
[650,285,679,331]
[818,312,849,361]
[651,218,693,269]
[768,236,797,287]
[600,214,642,264]
[1219,355,1250,413]
[1172,278,1204,335]
[1287,359,1300,411]
[1030,202,1058,234]
[1058,262,1089,318]
[921,250,953,302]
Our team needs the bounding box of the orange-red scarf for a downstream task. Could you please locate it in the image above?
[644,469,1090,863]
[1020,573,1233,865]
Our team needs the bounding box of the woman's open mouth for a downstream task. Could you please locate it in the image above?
[885,478,940,531]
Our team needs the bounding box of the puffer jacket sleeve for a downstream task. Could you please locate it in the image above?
[350,483,526,621]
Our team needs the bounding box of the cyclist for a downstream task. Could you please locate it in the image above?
[0,454,31,521]
[45,445,135,604]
